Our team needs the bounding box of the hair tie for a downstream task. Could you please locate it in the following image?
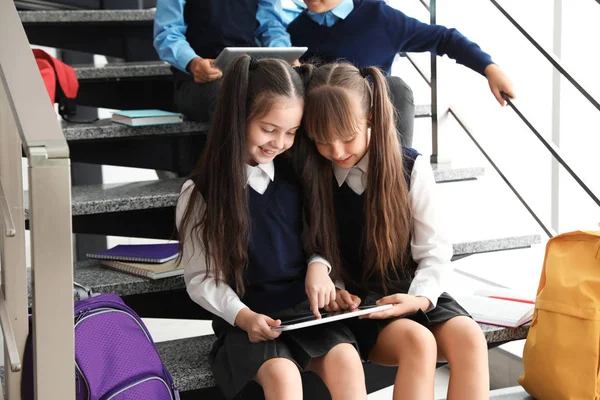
[249,57,259,70]
[359,67,369,78]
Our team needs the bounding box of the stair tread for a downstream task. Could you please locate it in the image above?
[61,118,209,141]
[159,322,528,392]
[488,386,533,399]
[73,61,171,80]
[24,165,482,218]
[0,322,527,394]
[438,178,543,255]
[18,9,155,23]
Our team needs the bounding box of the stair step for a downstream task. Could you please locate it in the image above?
[24,261,185,309]
[415,103,431,118]
[62,119,209,141]
[23,163,485,219]
[440,178,542,257]
[74,61,171,80]
[451,246,547,294]
[18,9,154,23]
[159,322,529,392]
[0,321,528,394]
[488,386,532,399]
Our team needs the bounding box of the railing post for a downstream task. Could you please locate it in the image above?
[28,149,75,400]
[429,0,453,164]
[0,80,29,400]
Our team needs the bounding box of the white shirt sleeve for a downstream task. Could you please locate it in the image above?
[177,180,248,326]
[407,156,454,310]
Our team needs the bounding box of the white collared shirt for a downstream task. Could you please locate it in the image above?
[177,161,332,326]
[333,154,453,310]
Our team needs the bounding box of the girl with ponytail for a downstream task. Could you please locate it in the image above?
[298,62,489,400]
[177,56,366,400]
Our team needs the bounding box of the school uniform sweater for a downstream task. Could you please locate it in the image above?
[242,157,308,313]
[287,0,493,75]
[332,147,453,308]
[184,0,258,60]
[179,157,330,325]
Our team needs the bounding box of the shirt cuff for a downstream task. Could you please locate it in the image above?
[176,48,200,74]
[408,284,443,312]
[334,279,345,290]
[308,255,332,274]
[225,299,250,327]
[266,37,292,47]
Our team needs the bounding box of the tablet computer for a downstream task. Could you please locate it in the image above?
[271,304,393,332]
[214,47,308,73]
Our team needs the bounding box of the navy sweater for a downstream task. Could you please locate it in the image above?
[241,157,308,313]
[184,0,258,60]
[288,0,493,75]
[333,147,420,297]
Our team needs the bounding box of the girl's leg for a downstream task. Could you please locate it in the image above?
[430,316,489,400]
[368,319,437,400]
[254,357,303,400]
[307,343,367,400]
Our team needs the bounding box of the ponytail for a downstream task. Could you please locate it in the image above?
[361,66,413,288]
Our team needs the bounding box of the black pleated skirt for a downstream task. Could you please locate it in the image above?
[344,292,470,361]
[209,300,358,399]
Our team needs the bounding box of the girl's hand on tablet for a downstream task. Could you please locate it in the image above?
[235,308,281,343]
[324,290,361,312]
[360,294,431,319]
[305,262,336,318]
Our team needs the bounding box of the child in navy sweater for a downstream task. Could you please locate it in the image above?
[295,61,489,399]
[287,0,515,147]
[176,56,366,400]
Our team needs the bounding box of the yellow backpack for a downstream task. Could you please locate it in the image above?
[519,230,600,400]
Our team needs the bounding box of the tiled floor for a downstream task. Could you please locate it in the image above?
[142,318,452,399]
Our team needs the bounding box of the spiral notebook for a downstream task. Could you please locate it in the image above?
[100,259,183,280]
[87,243,179,264]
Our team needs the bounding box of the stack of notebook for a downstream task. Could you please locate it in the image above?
[87,243,183,280]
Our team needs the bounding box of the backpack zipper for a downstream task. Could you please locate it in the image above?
[104,376,174,400]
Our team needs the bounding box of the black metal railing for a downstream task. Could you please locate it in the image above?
[407,0,600,238]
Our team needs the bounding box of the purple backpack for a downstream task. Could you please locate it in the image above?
[22,293,179,399]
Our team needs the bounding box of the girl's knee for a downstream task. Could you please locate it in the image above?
[435,317,488,361]
[383,320,437,359]
[255,357,301,387]
[325,343,363,374]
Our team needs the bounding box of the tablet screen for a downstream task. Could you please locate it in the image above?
[272,304,392,331]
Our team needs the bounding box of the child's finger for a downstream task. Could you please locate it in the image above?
[338,291,352,309]
[309,293,321,319]
[492,87,505,106]
[351,295,362,309]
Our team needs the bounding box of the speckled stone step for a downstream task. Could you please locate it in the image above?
[22,162,484,220]
[24,261,186,309]
[0,320,528,394]
[487,386,533,400]
[61,119,209,141]
[18,9,155,23]
[73,61,171,80]
[440,178,542,257]
[158,322,529,392]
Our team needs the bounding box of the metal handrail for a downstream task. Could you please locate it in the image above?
[489,0,600,113]
[0,179,16,237]
[449,106,557,238]
[505,97,600,207]
[0,0,75,398]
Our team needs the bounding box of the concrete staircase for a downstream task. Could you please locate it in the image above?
[13,6,542,398]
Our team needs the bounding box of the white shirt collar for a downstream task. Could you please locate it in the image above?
[333,152,369,188]
[245,161,275,194]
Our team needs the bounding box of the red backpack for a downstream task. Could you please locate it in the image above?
[33,49,81,121]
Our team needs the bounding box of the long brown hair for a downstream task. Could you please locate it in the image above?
[300,62,414,291]
[178,55,311,294]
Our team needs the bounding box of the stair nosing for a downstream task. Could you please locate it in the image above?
[18,9,155,23]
